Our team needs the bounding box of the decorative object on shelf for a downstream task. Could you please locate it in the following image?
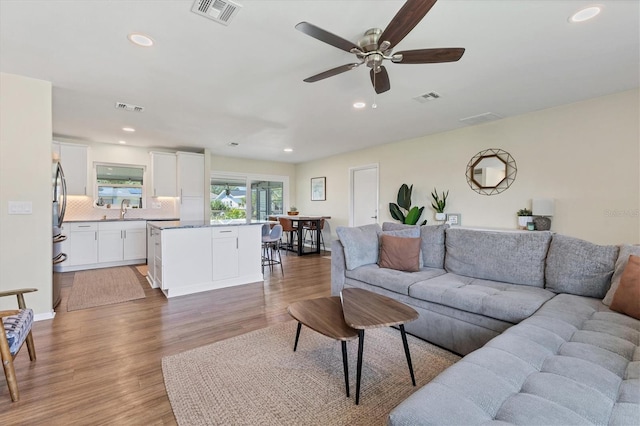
[466,148,517,196]
[431,188,449,221]
[532,198,555,231]
[389,184,427,226]
[445,213,461,226]
[311,177,326,201]
[527,222,535,231]
[516,208,533,229]
[287,206,299,216]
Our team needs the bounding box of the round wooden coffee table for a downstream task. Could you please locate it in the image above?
[287,296,358,397]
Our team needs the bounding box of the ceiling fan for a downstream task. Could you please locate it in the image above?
[295,0,465,94]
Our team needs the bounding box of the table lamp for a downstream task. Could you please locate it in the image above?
[532,198,554,231]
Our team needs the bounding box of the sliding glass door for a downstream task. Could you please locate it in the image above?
[211,173,288,222]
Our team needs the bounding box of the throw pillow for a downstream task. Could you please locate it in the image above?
[603,244,640,306]
[609,255,640,320]
[336,223,382,270]
[378,234,421,272]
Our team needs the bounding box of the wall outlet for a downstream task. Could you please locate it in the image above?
[8,201,32,215]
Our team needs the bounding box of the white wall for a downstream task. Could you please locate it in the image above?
[295,89,640,245]
[0,73,53,316]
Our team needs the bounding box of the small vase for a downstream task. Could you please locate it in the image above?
[435,212,446,221]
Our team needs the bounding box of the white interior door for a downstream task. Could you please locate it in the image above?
[350,164,379,227]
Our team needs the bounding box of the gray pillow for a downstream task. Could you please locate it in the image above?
[603,244,640,306]
[336,223,382,270]
[545,234,619,298]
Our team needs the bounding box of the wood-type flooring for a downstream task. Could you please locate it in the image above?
[0,253,331,425]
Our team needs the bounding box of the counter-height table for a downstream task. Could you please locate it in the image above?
[269,215,330,256]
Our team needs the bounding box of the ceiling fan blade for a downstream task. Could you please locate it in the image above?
[379,0,438,49]
[394,48,465,64]
[303,63,360,83]
[370,66,391,94]
[295,22,359,53]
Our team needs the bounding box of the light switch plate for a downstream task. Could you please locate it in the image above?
[8,201,33,215]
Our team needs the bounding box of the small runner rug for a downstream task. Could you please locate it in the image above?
[67,266,146,311]
[162,321,459,426]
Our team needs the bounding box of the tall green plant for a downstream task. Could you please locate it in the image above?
[389,184,427,225]
[431,188,449,213]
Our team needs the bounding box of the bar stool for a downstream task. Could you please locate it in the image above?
[262,224,283,275]
[278,217,297,253]
[303,218,326,252]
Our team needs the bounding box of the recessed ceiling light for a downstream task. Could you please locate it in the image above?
[569,6,601,23]
[284,148,293,152]
[353,102,366,109]
[119,140,127,144]
[122,127,135,132]
[128,33,154,47]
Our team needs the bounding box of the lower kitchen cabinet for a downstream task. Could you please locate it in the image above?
[147,223,263,297]
[56,220,147,272]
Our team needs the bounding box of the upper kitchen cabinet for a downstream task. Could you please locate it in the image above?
[59,142,89,196]
[150,152,177,197]
[177,152,204,198]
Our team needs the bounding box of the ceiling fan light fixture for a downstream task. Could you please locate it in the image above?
[353,102,366,109]
[569,6,601,23]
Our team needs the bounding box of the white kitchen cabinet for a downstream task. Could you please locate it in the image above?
[212,227,239,281]
[98,221,147,263]
[150,152,177,197]
[146,224,158,287]
[149,223,263,298]
[60,222,98,267]
[59,142,89,196]
[177,152,204,198]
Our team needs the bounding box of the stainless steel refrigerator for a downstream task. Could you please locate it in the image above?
[52,161,67,309]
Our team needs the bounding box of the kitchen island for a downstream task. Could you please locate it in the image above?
[146,220,265,298]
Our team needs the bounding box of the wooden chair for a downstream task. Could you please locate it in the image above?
[278,217,298,253]
[0,288,37,402]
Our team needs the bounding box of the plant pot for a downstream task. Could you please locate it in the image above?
[518,216,533,228]
[435,212,446,221]
[287,211,299,216]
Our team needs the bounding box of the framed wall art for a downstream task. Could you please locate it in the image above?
[311,176,326,201]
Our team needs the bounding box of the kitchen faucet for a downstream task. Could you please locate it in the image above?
[120,199,130,219]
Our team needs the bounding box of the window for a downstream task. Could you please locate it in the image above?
[251,180,283,221]
[95,164,145,208]
[210,178,247,220]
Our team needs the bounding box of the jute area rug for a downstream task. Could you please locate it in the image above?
[162,321,459,426]
[67,266,146,311]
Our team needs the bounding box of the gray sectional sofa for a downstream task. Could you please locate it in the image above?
[331,223,639,425]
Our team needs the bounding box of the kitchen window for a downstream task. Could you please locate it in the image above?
[95,164,145,208]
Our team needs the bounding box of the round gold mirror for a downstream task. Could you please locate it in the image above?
[466,149,517,195]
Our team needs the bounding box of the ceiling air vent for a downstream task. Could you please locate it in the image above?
[115,102,145,113]
[459,112,502,126]
[191,0,242,25]
[413,91,441,103]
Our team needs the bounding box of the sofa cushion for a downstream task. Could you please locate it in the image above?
[378,234,421,272]
[604,244,640,306]
[335,223,381,270]
[409,273,556,323]
[345,265,446,295]
[382,222,448,269]
[546,234,619,298]
[444,228,552,287]
[610,255,640,320]
[389,294,640,425]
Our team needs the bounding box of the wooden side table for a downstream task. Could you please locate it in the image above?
[340,288,419,405]
[287,296,358,397]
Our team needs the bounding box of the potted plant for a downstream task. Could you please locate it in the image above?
[287,206,299,216]
[389,184,427,225]
[431,188,449,221]
[517,208,533,229]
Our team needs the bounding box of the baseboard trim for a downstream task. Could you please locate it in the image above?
[34,310,56,321]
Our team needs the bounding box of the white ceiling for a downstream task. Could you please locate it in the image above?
[1,1,638,164]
